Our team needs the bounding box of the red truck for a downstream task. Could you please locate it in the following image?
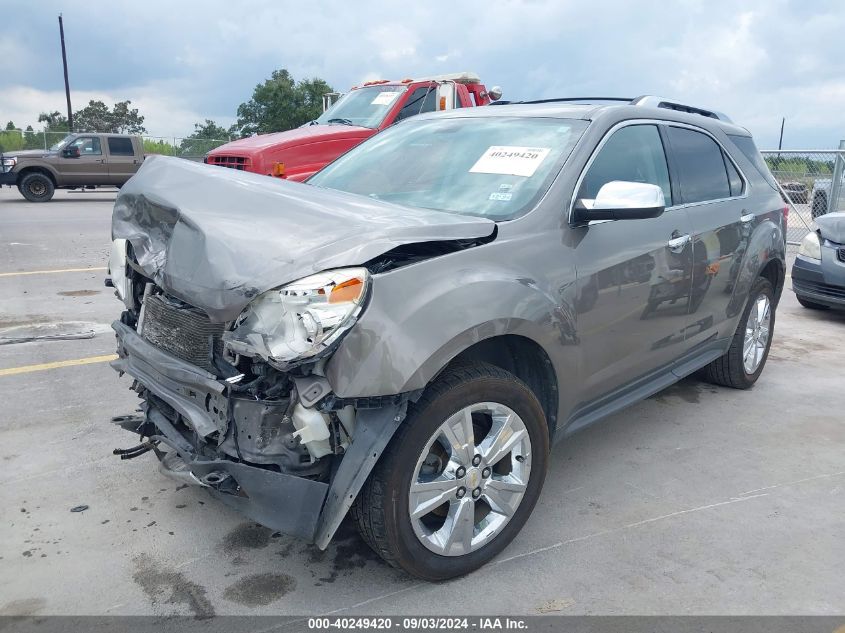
[206,72,501,181]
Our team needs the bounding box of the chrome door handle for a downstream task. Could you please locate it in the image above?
[667,234,690,253]
[740,212,755,223]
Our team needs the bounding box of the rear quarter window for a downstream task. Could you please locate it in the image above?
[108,137,135,156]
[727,134,779,190]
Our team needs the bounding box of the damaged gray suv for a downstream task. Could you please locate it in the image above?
[108,96,786,580]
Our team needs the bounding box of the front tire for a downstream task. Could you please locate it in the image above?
[18,172,55,202]
[703,277,775,389]
[352,363,549,580]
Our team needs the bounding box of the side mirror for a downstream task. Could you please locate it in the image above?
[487,86,503,101]
[573,181,665,223]
[62,146,80,158]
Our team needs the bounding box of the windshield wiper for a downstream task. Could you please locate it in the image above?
[327,118,354,126]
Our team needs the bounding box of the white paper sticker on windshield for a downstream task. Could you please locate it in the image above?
[470,146,551,177]
[371,91,401,106]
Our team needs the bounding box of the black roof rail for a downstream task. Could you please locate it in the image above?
[488,95,734,123]
[631,96,733,123]
[490,97,634,106]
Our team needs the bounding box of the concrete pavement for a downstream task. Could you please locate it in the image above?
[1,186,843,617]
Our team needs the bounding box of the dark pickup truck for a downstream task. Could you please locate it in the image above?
[0,133,145,202]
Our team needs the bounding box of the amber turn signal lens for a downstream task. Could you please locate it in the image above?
[329,277,364,304]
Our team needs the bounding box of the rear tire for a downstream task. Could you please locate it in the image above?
[703,277,775,390]
[796,296,829,310]
[352,363,549,580]
[18,172,55,202]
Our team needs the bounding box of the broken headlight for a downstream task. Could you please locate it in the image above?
[222,268,370,367]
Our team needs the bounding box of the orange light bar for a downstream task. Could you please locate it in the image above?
[273,162,286,177]
[329,277,364,304]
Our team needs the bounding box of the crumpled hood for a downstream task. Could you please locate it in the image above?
[816,211,845,244]
[112,155,495,322]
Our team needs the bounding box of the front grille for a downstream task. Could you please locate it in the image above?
[209,155,250,170]
[141,294,224,373]
[837,247,845,263]
[793,278,845,300]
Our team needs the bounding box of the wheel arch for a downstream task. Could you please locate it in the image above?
[443,335,560,439]
[727,218,787,319]
[17,166,58,186]
[758,257,785,304]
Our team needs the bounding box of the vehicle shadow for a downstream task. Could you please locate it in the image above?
[1,197,118,204]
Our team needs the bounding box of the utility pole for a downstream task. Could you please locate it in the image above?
[59,14,73,132]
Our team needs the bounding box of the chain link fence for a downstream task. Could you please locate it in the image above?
[0,129,231,161]
[761,147,845,245]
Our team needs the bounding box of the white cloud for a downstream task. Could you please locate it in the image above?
[367,24,418,62]
[1,0,843,146]
[0,84,234,139]
[667,12,768,94]
[435,49,462,63]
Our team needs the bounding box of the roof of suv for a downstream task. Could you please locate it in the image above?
[418,99,751,137]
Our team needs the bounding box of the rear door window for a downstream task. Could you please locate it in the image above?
[666,126,730,203]
[578,124,673,205]
[107,137,134,156]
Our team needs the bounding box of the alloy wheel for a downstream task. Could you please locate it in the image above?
[408,402,532,556]
[743,294,771,374]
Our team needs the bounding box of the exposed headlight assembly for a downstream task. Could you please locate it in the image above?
[108,238,134,308]
[798,231,821,261]
[223,268,370,367]
[1,157,16,173]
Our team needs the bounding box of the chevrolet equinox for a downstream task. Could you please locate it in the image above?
[108,96,786,580]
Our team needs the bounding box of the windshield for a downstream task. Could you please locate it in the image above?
[49,134,76,151]
[314,86,407,129]
[309,116,588,220]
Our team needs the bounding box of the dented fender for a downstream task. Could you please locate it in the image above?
[728,215,786,318]
[326,248,573,398]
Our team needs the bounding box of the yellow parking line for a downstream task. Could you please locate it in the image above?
[0,266,107,278]
[0,354,117,377]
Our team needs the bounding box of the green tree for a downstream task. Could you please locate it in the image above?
[233,69,333,136]
[23,125,39,149]
[73,99,146,134]
[0,122,23,151]
[179,119,231,156]
[37,112,69,148]
[38,111,69,132]
[143,138,176,156]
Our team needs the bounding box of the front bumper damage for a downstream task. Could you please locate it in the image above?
[111,319,407,548]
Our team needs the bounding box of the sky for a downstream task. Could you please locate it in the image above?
[1,0,843,148]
